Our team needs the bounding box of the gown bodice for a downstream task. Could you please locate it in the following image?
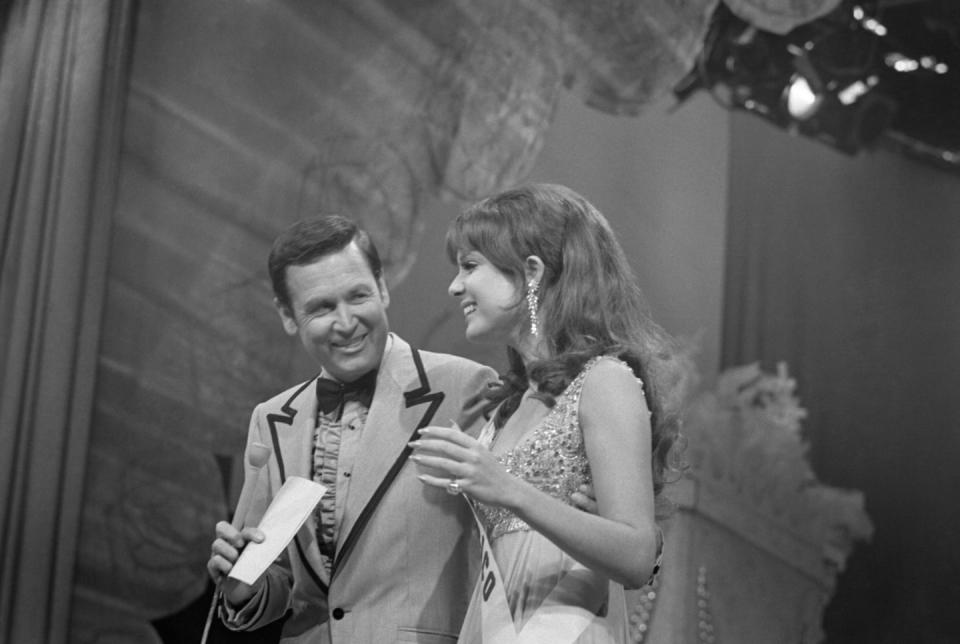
[475,356,637,539]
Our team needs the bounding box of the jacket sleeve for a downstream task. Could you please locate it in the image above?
[452,361,499,438]
[220,405,298,631]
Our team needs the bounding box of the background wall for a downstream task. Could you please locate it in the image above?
[9,1,945,642]
[724,112,960,643]
[390,91,730,385]
[66,3,727,640]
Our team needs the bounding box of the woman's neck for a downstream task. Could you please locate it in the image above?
[512,330,549,366]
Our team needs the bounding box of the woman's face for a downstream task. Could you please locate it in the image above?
[448,249,524,346]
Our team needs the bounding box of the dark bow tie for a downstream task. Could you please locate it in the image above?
[315,370,378,420]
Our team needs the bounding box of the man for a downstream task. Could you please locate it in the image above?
[207,215,497,643]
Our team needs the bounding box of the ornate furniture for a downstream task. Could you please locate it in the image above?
[628,363,873,643]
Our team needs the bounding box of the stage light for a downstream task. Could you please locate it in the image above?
[785,74,823,120]
[673,2,900,155]
[796,90,897,154]
[835,78,873,106]
[674,1,960,172]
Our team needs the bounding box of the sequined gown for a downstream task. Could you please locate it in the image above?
[458,357,633,644]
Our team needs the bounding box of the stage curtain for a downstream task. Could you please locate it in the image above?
[722,113,960,642]
[0,1,134,642]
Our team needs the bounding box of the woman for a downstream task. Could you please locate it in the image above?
[411,184,688,643]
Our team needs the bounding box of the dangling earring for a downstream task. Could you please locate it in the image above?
[526,279,540,336]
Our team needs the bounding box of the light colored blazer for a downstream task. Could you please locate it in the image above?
[226,334,497,643]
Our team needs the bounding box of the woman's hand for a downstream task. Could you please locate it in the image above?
[410,425,524,508]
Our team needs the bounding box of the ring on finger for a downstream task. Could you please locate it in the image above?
[445,479,463,495]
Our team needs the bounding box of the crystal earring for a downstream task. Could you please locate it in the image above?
[526,279,540,336]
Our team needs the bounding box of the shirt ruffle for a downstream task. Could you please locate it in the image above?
[312,412,343,572]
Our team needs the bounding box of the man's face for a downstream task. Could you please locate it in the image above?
[276,242,390,382]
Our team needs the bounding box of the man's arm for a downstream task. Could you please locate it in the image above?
[453,362,499,438]
[206,406,297,631]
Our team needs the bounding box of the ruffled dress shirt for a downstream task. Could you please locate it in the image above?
[312,393,370,575]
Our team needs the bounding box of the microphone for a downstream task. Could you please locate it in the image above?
[231,442,272,529]
[201,441,272,644]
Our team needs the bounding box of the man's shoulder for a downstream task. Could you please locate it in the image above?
[388,333,494,377]
[255,377,316,412]
[417,347,490,372]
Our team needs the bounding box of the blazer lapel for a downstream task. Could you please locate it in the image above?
[268,378,317,483]
[265,376,331,592]
[332,336,444,580]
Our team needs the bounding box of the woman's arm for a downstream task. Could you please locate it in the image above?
[412,359,660,588]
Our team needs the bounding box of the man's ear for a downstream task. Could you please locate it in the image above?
[377,276,390,308]
[523,255,545,285]
[274,298,299,336]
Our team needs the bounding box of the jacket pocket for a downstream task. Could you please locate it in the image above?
[396,627,457,644]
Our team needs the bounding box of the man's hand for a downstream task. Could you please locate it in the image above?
[570,483,599,514]
[207,520,266,606]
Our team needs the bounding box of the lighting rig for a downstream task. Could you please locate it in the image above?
[675,0,960,171]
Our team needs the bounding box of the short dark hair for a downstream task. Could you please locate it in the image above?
[268,215,383,309]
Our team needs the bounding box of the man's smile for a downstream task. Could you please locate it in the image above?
[332,333,368,352]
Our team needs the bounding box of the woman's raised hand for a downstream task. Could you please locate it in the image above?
[410,425,523,508]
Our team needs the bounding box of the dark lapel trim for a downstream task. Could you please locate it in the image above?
[265,378,315,482]
[266,377,329,595]
[330,348,444,581]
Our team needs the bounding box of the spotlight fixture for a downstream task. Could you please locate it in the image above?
[675,0,960,171]
[785,73,823,121]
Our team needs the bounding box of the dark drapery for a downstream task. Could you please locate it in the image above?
[0,1,134,642]
[723,113,960,642]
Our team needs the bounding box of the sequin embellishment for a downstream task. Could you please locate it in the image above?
[476,356,640,539]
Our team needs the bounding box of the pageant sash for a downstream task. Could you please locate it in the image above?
[467,500,597,644]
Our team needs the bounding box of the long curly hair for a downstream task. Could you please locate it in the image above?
[445,183,689,496]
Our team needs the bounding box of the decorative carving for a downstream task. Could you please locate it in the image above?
[295,136,422,284]
[627,575,661,643]
[627,362,873,642]
[683,362,874,572]
[695,565,718,644]
[723,0,843,35]
[435,0,721,197]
